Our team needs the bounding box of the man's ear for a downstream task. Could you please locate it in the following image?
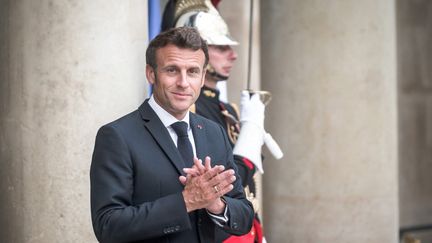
[146,64,156,85]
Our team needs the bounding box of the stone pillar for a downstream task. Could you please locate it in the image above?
[219,0,261,101]
[0,1,147,242]
[261,1,398,242]
[397,1,432,241]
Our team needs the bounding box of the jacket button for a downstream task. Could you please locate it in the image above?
[232,222,238,229]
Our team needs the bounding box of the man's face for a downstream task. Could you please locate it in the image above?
[208,45,238,78]
[146,44,206,119]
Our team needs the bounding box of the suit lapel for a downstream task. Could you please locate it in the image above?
[190,113,208,162]
[139,100,185,175]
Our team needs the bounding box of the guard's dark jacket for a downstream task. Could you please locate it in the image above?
[195,86,260,242]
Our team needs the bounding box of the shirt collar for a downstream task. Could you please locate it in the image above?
[148,95,190,128]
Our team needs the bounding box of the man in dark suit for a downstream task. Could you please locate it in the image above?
[90,27,254,243]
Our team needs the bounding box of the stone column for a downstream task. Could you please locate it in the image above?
[0,1,147,242]
[261,1,398,242]
[219,0,261,101]
[397,1,432,241]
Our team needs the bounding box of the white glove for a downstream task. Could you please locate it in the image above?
[233,91,284,173]
[233,91,266,173]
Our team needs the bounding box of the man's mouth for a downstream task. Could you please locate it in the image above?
[224,66,233,72]
[172,91,191,97]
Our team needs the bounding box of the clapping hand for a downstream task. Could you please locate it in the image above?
[179,157,236,214]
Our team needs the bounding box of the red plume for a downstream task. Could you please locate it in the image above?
[211,0,221,9]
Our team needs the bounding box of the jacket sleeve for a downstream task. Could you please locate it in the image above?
[90,125,191,243]
[216,124,255,236]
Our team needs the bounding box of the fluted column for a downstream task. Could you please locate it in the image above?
[261,1,398,242]
[0,1,147,242]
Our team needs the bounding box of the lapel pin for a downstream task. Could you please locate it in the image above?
[197,124,203,129]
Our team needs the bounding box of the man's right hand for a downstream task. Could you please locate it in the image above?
[180,157,236,213]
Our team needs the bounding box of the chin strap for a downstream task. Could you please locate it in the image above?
[206,64,229,80]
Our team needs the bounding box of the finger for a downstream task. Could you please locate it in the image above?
[210,181,234,198]
[183,168,195,173]
[183,168,200,177]
[204,156,212,170]
[217,184,234,196]
[215,174,236,192]
[212,171,236,195]
[195,159,206,175]
[185,171,196,183]
[193,161,207,175]
[193,157,201,167]
[179,176,187,185]
[202,165,225,181]
[183,162,201,176]
[208,169,235,186]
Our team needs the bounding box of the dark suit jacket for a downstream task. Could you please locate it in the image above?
[90,100,254,243]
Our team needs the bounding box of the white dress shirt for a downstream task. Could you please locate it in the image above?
[148,96,197,156]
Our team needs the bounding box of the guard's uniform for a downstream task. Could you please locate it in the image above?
[194,86,263,243]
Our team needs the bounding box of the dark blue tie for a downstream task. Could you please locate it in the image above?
[171,121,194,167]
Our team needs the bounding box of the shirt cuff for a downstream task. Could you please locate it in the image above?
[206,197,229,226]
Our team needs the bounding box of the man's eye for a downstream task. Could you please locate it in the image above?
[166,68,177,73]
[189,69,200,74]
[216,45,230,51]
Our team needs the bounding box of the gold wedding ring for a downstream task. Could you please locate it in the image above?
[213,185,220,193]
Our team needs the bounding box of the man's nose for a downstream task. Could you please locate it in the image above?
[229,47,238,60]
[177,71,190,87]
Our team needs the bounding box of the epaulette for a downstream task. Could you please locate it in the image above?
[189,103,196,113]
[203,89,216,98]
